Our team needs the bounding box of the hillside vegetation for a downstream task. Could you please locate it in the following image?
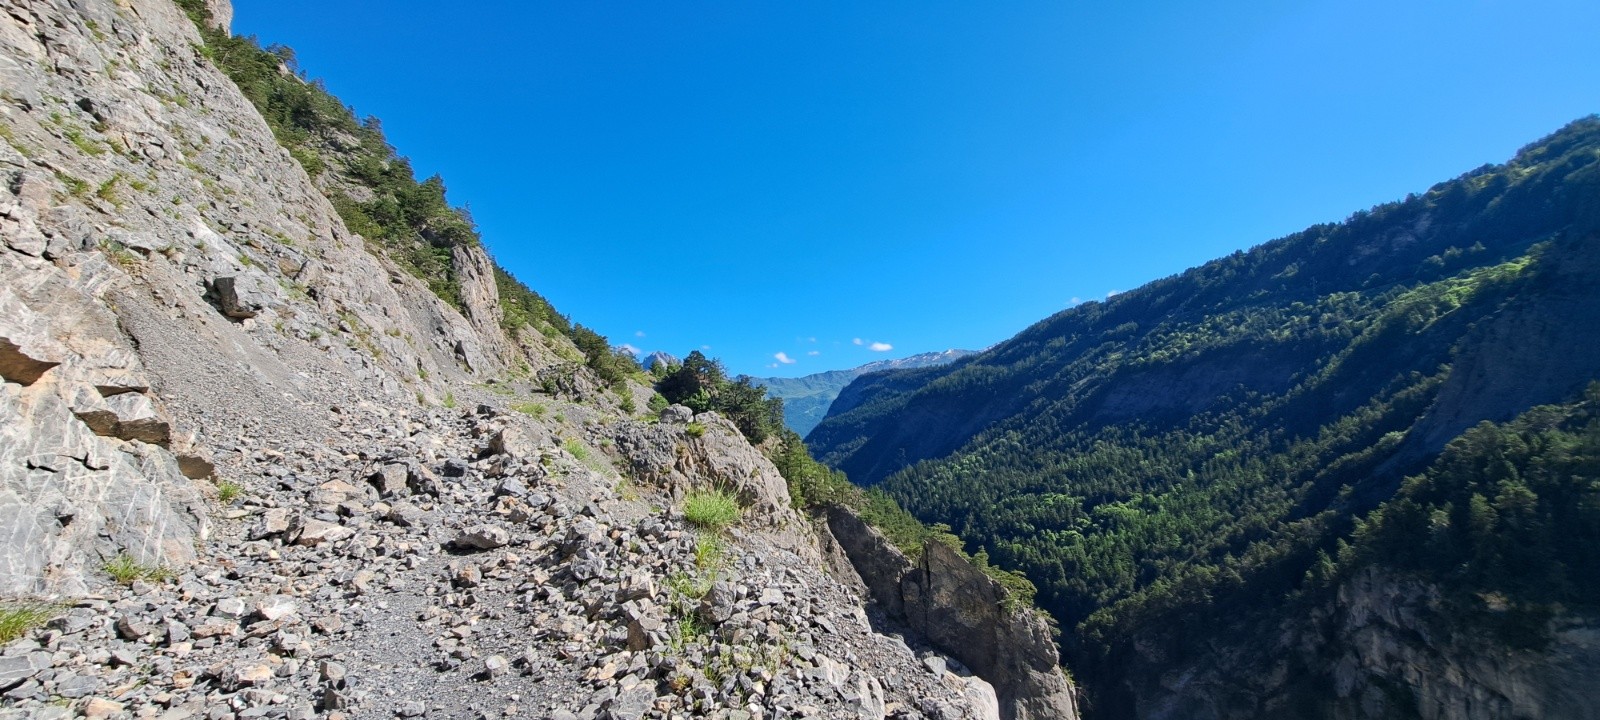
[808,118,1600,708]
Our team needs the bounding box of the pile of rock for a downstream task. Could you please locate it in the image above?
[0,401,997,719]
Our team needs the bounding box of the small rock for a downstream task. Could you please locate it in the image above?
[82,697,126,719]
[453,524,510,551]
[255,595,298,622]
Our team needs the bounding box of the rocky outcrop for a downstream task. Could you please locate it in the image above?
[614,405,800,530]
[828,506,1080,720]
[0,273,205,595]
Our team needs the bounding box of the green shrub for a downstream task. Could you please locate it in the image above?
[563,438,589,461]
[683,488,742,531]
[685,422,707,438]
[216,480,242,503]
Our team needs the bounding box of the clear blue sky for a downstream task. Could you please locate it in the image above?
[235,0,1600,378]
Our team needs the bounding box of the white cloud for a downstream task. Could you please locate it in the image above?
[1069,296,1082,306]
[807,337,817,343]
[869,342,893,352]
[619,343,641,356]
[1106,289,1122,298]
[807,350,820,356]
[774,352,797,365]
[767,363,778,369]
[700,345,712,350]
[852,338,864,346]
[634,330,646,338]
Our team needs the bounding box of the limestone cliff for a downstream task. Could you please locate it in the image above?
[1119,569,1600,720]
[828,507,1080,720]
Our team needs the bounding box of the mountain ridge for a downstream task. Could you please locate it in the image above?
[808,116,1600,717]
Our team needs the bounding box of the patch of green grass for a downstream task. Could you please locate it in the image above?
[0,603,61,644]
[683,488,742,531]
[54,171,89,197]
[512,401,547,418]
[441,392,457,409]
[103,554,172,585]
[95,173,122,204]
[62,127,104,156]
[666,571,713,601]
[694,533,726,570]
[215,480,242,503]
[685,422,707,438]
[563,438,589,461]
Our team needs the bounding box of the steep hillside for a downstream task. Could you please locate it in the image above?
[752,350,975,436]
[0,1,1077,718]
[808,118,1600,716]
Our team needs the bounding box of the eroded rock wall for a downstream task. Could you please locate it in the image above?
[0,0,581,594]
[1120,569,1600,720]
[828,506,1081,720]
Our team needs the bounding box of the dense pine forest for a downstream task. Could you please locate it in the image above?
[808,118,1600,710]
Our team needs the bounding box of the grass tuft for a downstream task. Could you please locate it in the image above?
[683,488,742,531]
[103,553,173,585]
[0,603,61,644]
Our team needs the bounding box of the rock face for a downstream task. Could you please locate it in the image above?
[828,507,1080,720]
[1119,569,1600,720]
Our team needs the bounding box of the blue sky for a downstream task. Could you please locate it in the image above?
[235,1,1600,378]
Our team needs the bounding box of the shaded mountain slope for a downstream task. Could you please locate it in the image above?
[807,117,1600,716]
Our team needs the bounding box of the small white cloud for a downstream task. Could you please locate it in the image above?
[807,350,820,356]
[869,342,893,352]
[634,330,646,338]
[774,352,797,365]
[1106,289,1122,298]
[852,338,864,346]
[1069,296,1082,306]
[619,343,641,356]
[700,345,712,350]
[807,337,817,343]
[767,363,778,369]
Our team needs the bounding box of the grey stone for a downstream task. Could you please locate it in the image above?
[211,274,277,319]
[453,524,510,551]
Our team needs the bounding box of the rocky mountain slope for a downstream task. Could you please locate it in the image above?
[0,0,1077,718]
[752,351,974,437]
[808,119,1600,717]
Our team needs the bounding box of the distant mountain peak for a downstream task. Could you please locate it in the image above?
[751,350,975,436]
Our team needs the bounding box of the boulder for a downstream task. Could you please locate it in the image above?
[453,524,510,551]
[211,274,277,319]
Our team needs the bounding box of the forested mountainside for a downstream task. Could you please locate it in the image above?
[0,0,1078,717]
[755,350,974,436]
[808,118,1600,717]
